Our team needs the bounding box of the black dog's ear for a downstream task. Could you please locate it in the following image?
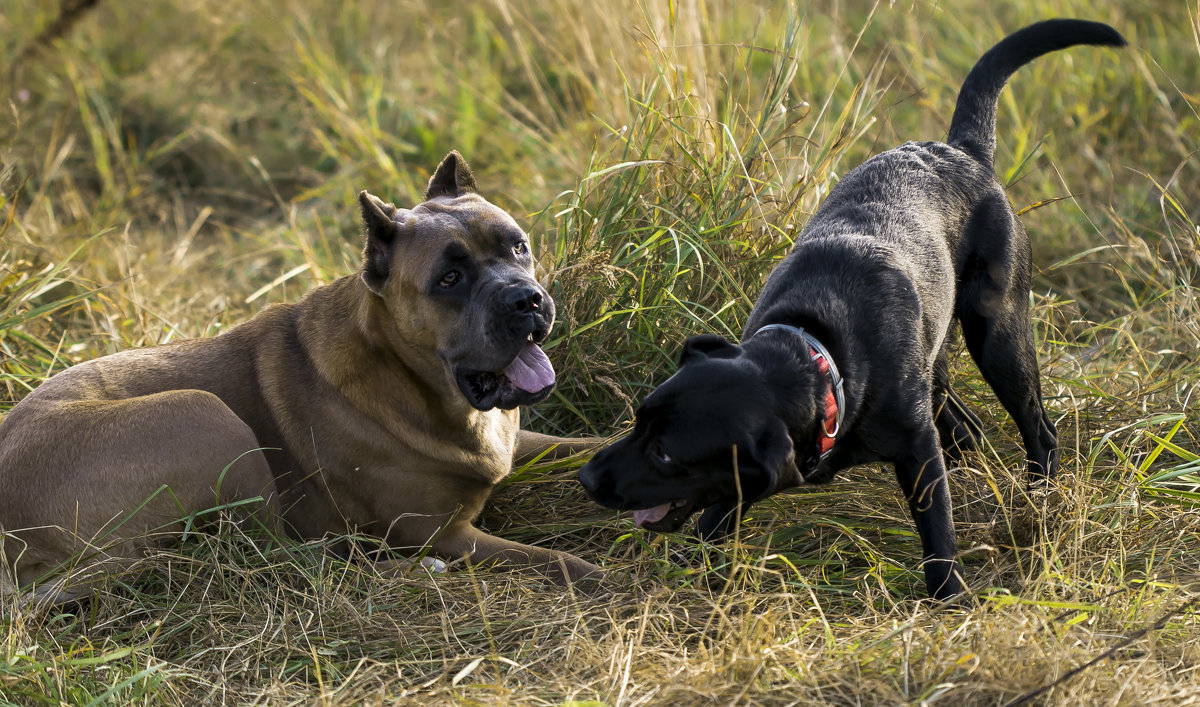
[679,335,741,366]
[747,418,803,497]
[359,190,403,295]
[425,150,479,200]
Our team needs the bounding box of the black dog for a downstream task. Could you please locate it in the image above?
[579,20,1126,601]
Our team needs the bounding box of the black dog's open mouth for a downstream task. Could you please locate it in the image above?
[456,336,556,410]
[632,499,698,532]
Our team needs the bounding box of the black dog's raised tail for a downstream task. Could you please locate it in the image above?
[947,19,1126,165]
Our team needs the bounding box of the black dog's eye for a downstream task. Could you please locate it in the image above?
[650,439,672,465]
[513,241,528,256]
[439,270,462,288]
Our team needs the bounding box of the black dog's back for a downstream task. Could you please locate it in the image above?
[751,19,1129,346]
[947,19,1127,165]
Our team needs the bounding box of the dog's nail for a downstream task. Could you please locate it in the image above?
[420,556,448,573]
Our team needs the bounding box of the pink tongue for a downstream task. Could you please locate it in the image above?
[633,503,674,527]
[503,342,556,393]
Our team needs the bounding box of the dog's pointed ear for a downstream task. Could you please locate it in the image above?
[679,335,741,366]
[425,150,478,200]
[747,418,803,497]
[359,190,405,295]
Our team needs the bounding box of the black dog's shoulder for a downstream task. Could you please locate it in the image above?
[749,235,925,331]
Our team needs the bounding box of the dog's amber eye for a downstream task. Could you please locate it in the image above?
[513,241,528,256]
[439,270,461,288]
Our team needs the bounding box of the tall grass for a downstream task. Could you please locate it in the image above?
[1,0,1198,704]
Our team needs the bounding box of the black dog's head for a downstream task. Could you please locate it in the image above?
[579,334,823,532]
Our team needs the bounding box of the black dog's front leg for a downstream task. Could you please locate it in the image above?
[895,433,964,601]
[696,499,749,542]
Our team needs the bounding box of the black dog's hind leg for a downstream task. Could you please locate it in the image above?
[958,192,1058,480]
[895,428,965,601]
[932,350,984,460]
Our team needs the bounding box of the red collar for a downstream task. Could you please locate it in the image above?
[753,324,845,469]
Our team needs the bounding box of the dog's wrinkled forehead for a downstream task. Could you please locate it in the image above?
[409,195,522,233]
[395,196,530,263]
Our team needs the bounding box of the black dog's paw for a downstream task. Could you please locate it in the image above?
[928,590,974,612]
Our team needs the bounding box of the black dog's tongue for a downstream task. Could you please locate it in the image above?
[633,503,673,527]
[503,342,555,393]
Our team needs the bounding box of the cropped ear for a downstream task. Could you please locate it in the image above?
[679,335,741,366]
[424,150,479,200]
[747,418,803,496]
[359,190,403,295]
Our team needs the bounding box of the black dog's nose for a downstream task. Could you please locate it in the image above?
[578,462,613,503]
[504,286,543,314]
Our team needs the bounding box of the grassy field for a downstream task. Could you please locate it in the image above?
[2,0,1198,704]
